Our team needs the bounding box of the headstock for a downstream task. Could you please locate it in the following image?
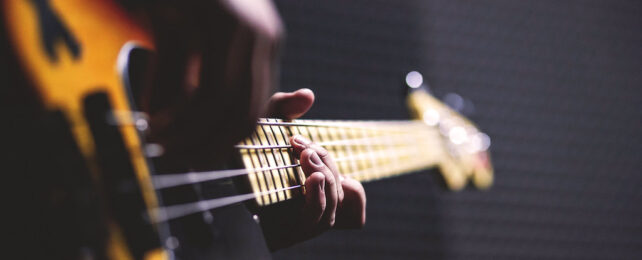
[405,71,493,190]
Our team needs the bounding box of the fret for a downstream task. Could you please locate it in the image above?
[346,139,410,181]
[346,127,364,181]
[407,129,430,174]
[250,130,281,203]
[270,121,294,197]
[305,123,320,143]
[337,125,359,176]
[357,127,372,181]
[267,118,298,199]
[316,123,345,173]
[262,120,289,199]
[239,116,491,206]
[243,136,271,205]
[278,123,302,189]
[361,127,381,180]
[256,121,286,201]
[327,123,352,175]
[279,124,302,195]
[290,125,308,189]
[239,140,263,205]
[373,127,392,178]
[404,130,421,176]
[384,129,401,178]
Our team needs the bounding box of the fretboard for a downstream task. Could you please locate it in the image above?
[237,118,445,207]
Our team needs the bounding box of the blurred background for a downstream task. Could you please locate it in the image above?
[271,0,641,259]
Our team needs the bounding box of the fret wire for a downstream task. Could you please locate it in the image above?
[349,127,364,179]
[305,122,319,143]
[327,122,350,175]
[248,133,274,204]
[154,142,430,191]
[333,145,424,165]
[373,128,388,177]
[238,139,261,205]
[293,126,428,182]
[345,147,427,181]
[249,131,278,203]
[278,122,301,194]
[386,129,400,175]
[268,118,295,199]
[239,120,448,204]
[375,147,429,180]
[261,120,284,199]
[290,125,307,188]
[264,120,289,198]
[363,127,379,179]
[315,122,339,173]
[351,126,368,179]
[338,125,359,176]
[279,123,301,189]
[242,137,267,205]
[258,122,286,201]
[298,124,317,186]
[337,135,436,181]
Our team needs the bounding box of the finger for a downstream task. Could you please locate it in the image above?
[335,177,366,229]
[290,135,344,201]
[265,88,315,119]
[289,135,310,158]
[301,172,326,227]
[300,149,338,228]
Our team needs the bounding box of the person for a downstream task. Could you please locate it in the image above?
[139,0,367,251]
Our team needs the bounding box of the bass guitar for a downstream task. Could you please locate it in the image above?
[2,0,492,259]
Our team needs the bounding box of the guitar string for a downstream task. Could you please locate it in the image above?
[150,147,433,224]
[147,121,448,222]
[151,185,302,223]
[150,148,428,224]
[151,130,439,189]
[152,164,301,189]
[151,133,434,190]
[256,120,428,129]
[233,130,439,149]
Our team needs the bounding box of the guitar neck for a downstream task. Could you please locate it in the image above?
[238,118,445,207]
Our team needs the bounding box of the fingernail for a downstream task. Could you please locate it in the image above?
[319,178,325,191]
[293,135,311,146]
[309,151,323,167]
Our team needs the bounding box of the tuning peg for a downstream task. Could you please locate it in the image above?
[405,70,432,93]
[443,92,475,116]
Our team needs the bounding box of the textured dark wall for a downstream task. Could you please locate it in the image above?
[271,0,642,259]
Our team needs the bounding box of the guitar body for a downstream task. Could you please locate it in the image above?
[3,0,274,259]
[2,0,166,259]
[3,0,152,161]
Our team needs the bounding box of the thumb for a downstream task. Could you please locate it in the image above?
[265,88,315,119]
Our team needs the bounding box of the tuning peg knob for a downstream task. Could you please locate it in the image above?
[405,71,433,93]
[405,71,423,89]
[443,92,475,116]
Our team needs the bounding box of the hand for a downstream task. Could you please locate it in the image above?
[143,0,284,169]
[262,89,366,250]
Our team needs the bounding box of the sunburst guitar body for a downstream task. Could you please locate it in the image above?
[3,0,167,259]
